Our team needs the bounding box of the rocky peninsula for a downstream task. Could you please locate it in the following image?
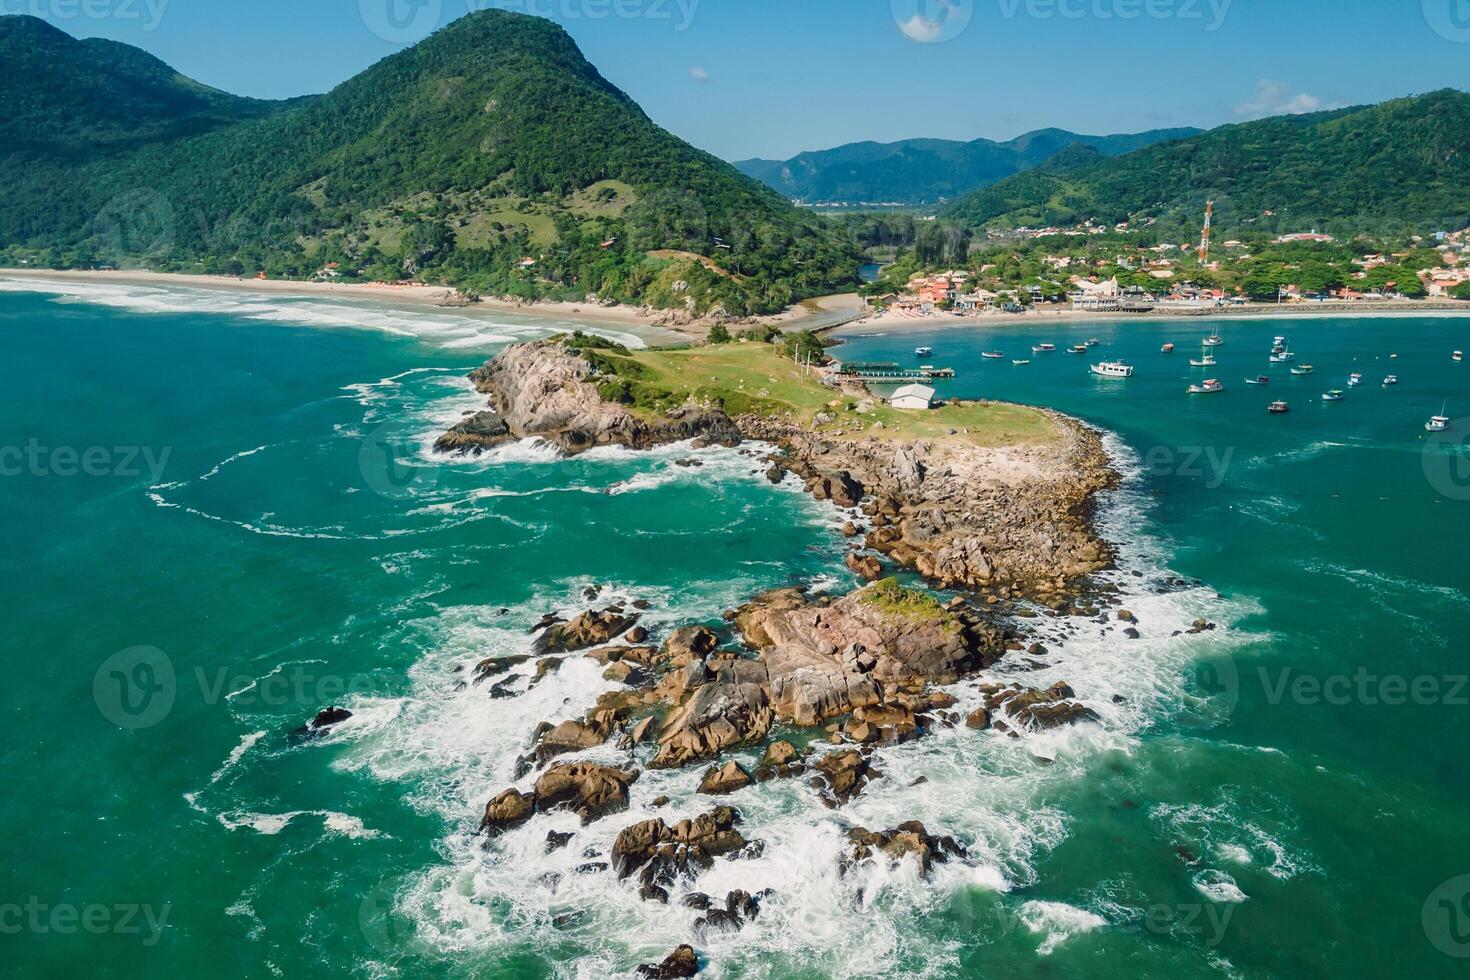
[434,333,1126,972]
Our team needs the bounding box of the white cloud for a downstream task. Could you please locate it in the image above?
[1234,80,1331,119]
[689,67,710,83]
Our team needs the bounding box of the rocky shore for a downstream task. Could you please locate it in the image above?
[438,337,1115,598]
[434,335,1126,973]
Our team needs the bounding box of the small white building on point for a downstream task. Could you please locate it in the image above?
[890,384,936,410]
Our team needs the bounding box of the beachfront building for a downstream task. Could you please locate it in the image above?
[890,384,936,411]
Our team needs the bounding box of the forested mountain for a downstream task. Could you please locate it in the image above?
[733,127,1199,206]
[940,91,1470,237]
[0,11,859,316]
[0,16,286,153]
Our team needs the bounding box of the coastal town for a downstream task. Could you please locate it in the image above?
[867,225,1470,320]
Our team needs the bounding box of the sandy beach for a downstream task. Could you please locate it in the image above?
[0,268,867,347]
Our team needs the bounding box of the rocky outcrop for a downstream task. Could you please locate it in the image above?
[433,410,512,454]
[979,681,1099,732]
[734,583,1004,727]
[457,339,741,454]
[480,763,639,834]
[698,761,753,795]
[445,339,1116,598]
[535,608,640,655]
[693,890,761,940]
[845,822,966,878]
[812,749,877,808]
[611,806,753,904]
[744,412,1115,597]
[480,788,536,836]
[636,946,700,978]
[652,660,773,769]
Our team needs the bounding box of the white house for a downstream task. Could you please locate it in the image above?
[890,384,936,411]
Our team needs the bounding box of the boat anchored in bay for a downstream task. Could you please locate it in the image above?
[1091,360,1134,379]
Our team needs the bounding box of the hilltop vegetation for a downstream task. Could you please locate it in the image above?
[941,91,1470,238]
[578,336,1057,447]
[0,12,859,316]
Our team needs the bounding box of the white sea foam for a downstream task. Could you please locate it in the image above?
[215,809,385,839]
[0,276,647,350]
[1018,900,1107,955]
[1192,869,1248,903]
[178,401,1262,973]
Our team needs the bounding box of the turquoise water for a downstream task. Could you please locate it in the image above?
[4,281,1470,978]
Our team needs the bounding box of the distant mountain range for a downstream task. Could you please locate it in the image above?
[0,11,857,316]
[733,127,1200,206]
[939,90,1470,237]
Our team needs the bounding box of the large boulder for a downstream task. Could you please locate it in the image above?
[535,609,641,655]
[698,761,753,796]
[981,681,1099,731]
[433,410,513,454]
[611,806,746,879]
[651,660,773,769]
[533,763,638,824]
[479,788,535,836]
[812,749,876,808]
[845,821,966,878]
[532,719,611,765]
[636,945,699,978]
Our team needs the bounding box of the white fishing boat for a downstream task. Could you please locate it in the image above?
[1012,359,1031,366]
[1086,338,1101,347]
[1090,360,1134,379]
[981,351,1006,359]
[1427,400,1451,432]
[1067,344,1089,355]
[1161,343,1175,353]
[1188,379,1225,394]
[1202,328,1224,347]
[1033,343,1056,353]
[1268,400,1290,414]
[1455,351,1464,362]
[1269,348,1297,363]
[1322,389,1346,402]
[1190,348,1217,367]
[1382,375,1399,386]
[915,346,933,357]
[1291,364,1315,376]
[1348,373,1363,387]
[1245,375,1270,385]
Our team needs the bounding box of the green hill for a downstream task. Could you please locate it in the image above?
[0,16,284,154]
[733,127,1198,206]
[0,11,858,316]
[940,91,1470,237]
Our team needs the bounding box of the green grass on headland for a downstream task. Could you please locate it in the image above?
[568,335,1058,448]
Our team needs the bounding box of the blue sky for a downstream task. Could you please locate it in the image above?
[17,0,1470,159]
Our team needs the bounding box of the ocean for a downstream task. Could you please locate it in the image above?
[4,279,1470,978]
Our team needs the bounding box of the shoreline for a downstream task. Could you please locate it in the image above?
[837,301,1470,337]
[0,268,864,348]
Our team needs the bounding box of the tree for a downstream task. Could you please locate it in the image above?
[706,323,731,344]
[1452,281,1470,301]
